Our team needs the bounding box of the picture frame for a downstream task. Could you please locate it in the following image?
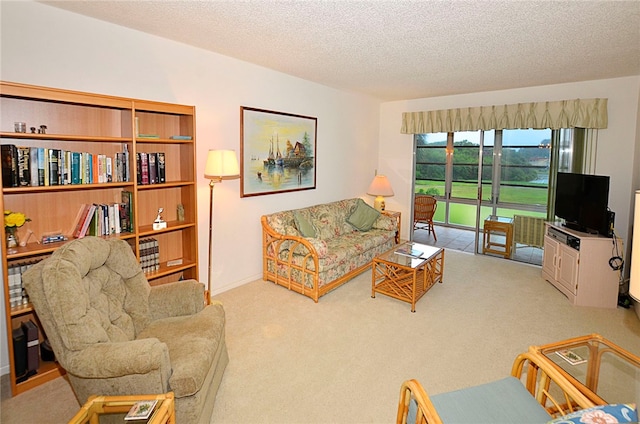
[240,106,317,197]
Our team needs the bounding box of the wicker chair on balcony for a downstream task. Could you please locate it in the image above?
[413,195,438,241]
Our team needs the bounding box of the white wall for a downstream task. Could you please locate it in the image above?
[379,77,640,248]
[0,1,381,375]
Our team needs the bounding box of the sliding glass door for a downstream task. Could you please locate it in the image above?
[414,129,552,253]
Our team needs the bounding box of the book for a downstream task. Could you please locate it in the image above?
[123,144,130,182]
[139,152,149,185]
[29,147,39,186]
[124,399,158,421]
[148,152,157,184]
[121,191,133,232]
[136,152,143,184]
[68,204,89,238]
[106,156,112,182]
[77,204,97,238]
[1,144,19,187]
[555,349,587,365]
[17,147,30,186]
[70,152,81,184]
[157,152,166,183]
[395,246,424,258]
[169,135,192,140]
[37,147,46,186]
[47,148,59,186]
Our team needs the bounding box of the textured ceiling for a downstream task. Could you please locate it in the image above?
[42,1,640,101]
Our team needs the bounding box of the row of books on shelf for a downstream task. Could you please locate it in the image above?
[136,152,166,185]
[0,144,131,188]
[7,258,44,308]
[72,191,133,238]
[139,238,160,273]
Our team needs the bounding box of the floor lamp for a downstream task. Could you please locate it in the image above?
[204,149,240,304]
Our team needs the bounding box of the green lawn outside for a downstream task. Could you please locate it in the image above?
[418,181,547,227]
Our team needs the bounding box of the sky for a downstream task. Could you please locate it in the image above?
[426,129,552,146]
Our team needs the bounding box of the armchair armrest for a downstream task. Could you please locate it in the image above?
[66,338,171,379]
[149,280,205,321]
[397,379,443,424]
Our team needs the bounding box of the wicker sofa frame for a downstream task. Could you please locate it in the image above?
[261,198,396,302]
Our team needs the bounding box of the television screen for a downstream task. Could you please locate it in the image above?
[555,172,610,236]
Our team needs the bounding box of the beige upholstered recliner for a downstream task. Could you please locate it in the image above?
[22,237,228,423]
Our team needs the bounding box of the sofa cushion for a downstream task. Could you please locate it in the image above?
[431,376,551,423]
[294,210,317,237]
[347,198,380,231]
[307,199,354,239]
[547,403,638,423]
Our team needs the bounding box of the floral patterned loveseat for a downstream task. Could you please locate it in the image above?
[261,198,397,302]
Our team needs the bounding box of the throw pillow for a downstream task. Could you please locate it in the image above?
[293,211,316,238]
[547,403,638,424]
[347,199,380,232]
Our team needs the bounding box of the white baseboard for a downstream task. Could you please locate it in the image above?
[211,274,262,298]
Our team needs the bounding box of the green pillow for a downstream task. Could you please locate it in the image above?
[347,199,380,231]
[293,211,316,237]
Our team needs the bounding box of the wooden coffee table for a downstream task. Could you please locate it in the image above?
[371,242,444,312]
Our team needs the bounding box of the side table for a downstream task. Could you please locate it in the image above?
[68,392,176,424]
[530,334,640,406]
[483,215,513,258]
[382,210,401,244]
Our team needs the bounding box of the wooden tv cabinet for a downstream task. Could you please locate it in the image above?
[542,223,621,308]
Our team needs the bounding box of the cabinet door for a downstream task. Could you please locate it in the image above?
[542,235,558,279]
[557,245,579,295]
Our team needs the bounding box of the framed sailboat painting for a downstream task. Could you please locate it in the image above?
[240,106,317,197]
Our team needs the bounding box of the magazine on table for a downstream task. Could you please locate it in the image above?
[125,400,158,421]
[555,349,587,365]
[395,245,424,258]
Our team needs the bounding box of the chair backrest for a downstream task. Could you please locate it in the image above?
[22,237,152,369]
[513,215,545,248]
[414,195,437,221]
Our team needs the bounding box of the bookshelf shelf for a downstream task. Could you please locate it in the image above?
[1,81,199,396]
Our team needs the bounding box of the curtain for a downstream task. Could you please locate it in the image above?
[401,98,607,133]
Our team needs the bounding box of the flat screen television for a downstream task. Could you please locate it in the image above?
[554,172,611,237]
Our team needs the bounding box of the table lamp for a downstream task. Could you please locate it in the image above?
[204,149,240,303]
[367,175,394,211]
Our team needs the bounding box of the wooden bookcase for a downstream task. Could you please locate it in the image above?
[0,81,199,396]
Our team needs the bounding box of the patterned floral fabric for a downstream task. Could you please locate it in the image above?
[547,404,638,424]
[263,198,396,290]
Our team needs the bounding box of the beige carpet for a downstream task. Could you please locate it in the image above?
[2,249,639,423]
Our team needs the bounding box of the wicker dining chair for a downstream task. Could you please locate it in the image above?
[413,195,438,241]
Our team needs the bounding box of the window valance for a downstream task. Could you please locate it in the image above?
[401,98,607,134]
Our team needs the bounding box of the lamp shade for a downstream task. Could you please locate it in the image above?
[367,175,394,211]
[367,175,394,197]
[204,149,240,180]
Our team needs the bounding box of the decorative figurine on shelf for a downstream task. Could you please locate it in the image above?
[152,208,167,230]
[38,125,47,134]
[177,204,185,222]
[30,127,36,134]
